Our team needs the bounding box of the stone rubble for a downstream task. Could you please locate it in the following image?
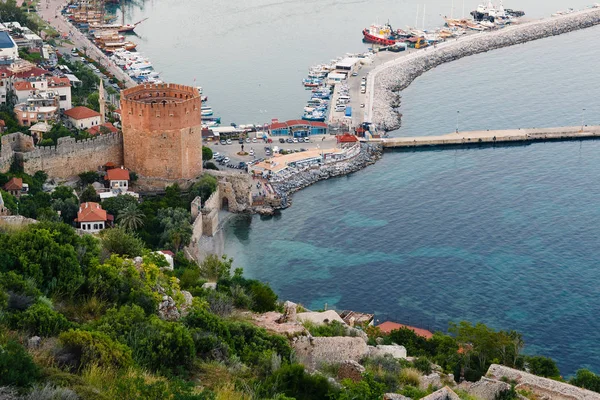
[371,8,600,131]
[337,360,366,383]
[272,143,383,208]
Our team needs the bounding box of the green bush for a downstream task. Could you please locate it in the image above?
[525,356,560,378]
[248,281,278,312]
[0,338,40,387]
[305,320,348,337]
[337,373,385,400]
[570,369,600,393]
[57,329,133,371]
[19,302,71,336]
[184,306,291,365]
[258,363,333,400]
[100,228,145,258]
[413,357,433,375]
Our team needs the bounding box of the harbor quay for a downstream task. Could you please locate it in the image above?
[366,6,600,131]
[374,126,600,149]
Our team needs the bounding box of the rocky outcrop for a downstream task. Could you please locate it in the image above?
[464,377,511,400]
[276,300,298,323]
[297,310,346,326]
[370,8,600,131]
[252,311,306,337]
[157,295,180,321]
[337,360,365,382]
[420,373,443,390]
[383,394,411,400]
[420,386,461,400]
[271,144,382,208]
[368,344,407,359]
[292,336,369,372]
[486,364,600,400]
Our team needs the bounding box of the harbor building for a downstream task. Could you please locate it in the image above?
[120,83,203,184]
[269,120,328,137]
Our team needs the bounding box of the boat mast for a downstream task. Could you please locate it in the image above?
[415,4,419,29]
[422,4,426,30]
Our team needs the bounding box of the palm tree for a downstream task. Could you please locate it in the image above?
[117,203,144,232]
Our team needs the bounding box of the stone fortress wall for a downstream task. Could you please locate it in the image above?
[120,83,203,181]
[0,132,123,178]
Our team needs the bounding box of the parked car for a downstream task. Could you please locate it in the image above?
[213,152,220,158]
[238,138,244,144]
[279,138,285,143]
[220,140,226,145]
[226,139,232,145]
[286,138,293,143]
[252,138,257,143]
[293,138,299,143]
[246,138,251,143]
[223,157,230,163]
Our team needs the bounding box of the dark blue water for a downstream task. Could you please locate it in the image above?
[224,140,600,375]
[221,26,600,375]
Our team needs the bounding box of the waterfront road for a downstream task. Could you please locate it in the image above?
[37,0,137,88]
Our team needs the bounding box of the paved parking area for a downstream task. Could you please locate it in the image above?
[205,134,340,171]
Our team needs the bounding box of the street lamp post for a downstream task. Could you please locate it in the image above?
[581,108,586,131]
[456,111,460,133]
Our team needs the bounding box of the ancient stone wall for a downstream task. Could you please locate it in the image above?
[121,83,203,182]
[0,133,35,172]
[21,133,123,178]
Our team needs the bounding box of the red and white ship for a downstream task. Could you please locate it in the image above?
[362,23,402,45]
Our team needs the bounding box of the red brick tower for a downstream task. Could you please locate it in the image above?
[120,83,202,183]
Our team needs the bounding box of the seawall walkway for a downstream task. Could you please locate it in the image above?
[373,126,600,148]
[366,7,600,131]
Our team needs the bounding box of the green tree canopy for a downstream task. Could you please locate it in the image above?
[157,207,192,251]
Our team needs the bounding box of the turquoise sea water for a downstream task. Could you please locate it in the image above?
[120,0,600,375]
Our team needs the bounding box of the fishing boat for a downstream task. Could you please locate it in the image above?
[362,23,402,46]
[202,116,221,123]
[302,111,326,122]
[129,69,159,79]
[201,96,208,103]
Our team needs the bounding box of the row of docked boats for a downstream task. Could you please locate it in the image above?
[362,2,525,47]
[109,50,164,84]
[197,87,221,128]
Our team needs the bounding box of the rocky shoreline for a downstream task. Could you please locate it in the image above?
[371,8,600,131]
[271,143,383,209]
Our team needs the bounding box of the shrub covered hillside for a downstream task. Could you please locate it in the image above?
[0,221,319,399]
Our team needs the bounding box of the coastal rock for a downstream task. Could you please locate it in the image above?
[368,344,407,359]
[383,394,411,400]
[179,290,193,317]
[202,282,217,290]
[292,336,369,372]
[252,311,306,336]
[421,386,461,400]
[337,360,365,382]
[486,364,600,400]
[420,373,443,390]
[465,377,511,400]
[296,310,346,326]
[276,300,297,323]
[271,144,383,208]
[27,336,41,349]
[158,295,180,321]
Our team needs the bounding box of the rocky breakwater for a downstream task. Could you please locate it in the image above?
[370,7,600,131]
[271,143,382,208]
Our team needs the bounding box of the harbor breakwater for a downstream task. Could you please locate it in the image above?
[272,144,382,208]
[368,7,600,131]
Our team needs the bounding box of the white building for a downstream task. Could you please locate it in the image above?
[47,76,72,110]
[63,106,101,130]
[105,167,130,191]
[0,31,18,61]
[76,202,108,233]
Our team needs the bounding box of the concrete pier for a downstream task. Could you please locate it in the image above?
[373,126,600,148]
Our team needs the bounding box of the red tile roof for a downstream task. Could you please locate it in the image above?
[160,250,175,257]
[377,321,434,339]
[76,202,107,223]
[12,67,50,79]
[3,177,23,191]
[87,122,118,136]
[106,167,130,181]
[269,120,329,130]
[64,106,101,120]
[47,76,71,87]
[13,81,33,91]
